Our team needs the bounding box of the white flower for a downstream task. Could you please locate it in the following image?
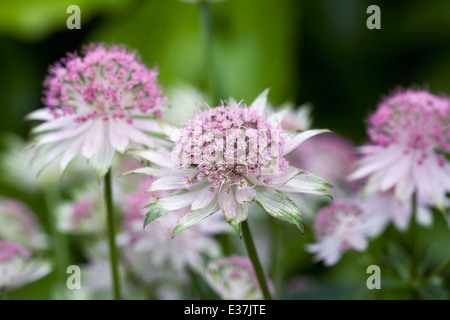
[26,43,169,180]
[0,241,51,291]
[57,188,106,235]
[0,197,48,250]
[306,201,375,266]
[348,89,450,211]
[203,255,274,300]
[118,177,228,285]
[130,89,332,237]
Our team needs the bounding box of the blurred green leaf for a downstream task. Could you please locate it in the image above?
[0,0,133,42]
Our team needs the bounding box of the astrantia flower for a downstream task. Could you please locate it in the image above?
[204,255,274,300]
[131,90,332,236]
[0,241,51,291]
[0,198,47,250]
[26,43,167,179]
[57,189,106,235]
[118,177,227,286]
[306,201,374,266]
[348,89,450,209]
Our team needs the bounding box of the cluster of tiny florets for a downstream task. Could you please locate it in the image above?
[173,103,288,189]
[43,43,164,124]
[368,90,450,164]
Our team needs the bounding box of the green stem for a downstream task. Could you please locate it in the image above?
[43,183,70,299]
[104,170,121,300]
[199,1,216,103]
[242,220,273,300]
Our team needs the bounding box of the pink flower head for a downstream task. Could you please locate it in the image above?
[172,100,289,185]
[368,89,450,153]
[349,89,450,209]
[26,43,167,179]
[307,201,373,266]
[204,255,274,300]
[0,241,51,290]
[131,90,332,236]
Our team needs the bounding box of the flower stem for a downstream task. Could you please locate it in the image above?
[104,170,121,300]
[242,220,273,300]
[199,1,216,103]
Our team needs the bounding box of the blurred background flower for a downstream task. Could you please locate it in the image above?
[0,241,51,294]
[0,197,48,250]
[0,0,449,300]
[203,255,274,300]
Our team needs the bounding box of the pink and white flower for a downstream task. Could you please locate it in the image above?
[0,198,48,250]
[306,201,375,266]
[348,89,450,210]
[57,187,106,235]
[26,43,168,179]
[204,255,274,300]
[130,90,332,236]
[118,177,228,286]
[0,241,51,291]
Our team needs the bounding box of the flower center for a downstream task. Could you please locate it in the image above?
[44,44,164,124]
[174,104,288,189]
[368,90,450,155]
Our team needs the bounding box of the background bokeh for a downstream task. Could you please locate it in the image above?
[0,0,449,300]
